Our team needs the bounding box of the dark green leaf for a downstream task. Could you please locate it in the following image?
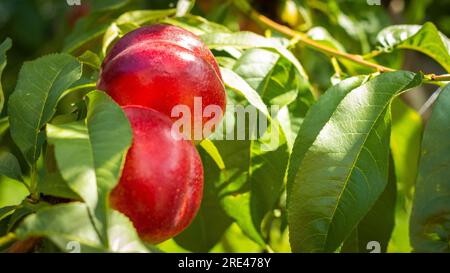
[410,84,450,253]
[0,38,12,113]
[0,152,22,182]
[0,206,16,221]
[287,72,422,252]
[342,156,397,253]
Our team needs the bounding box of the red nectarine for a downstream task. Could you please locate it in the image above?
[98,24,226,140]
[110,106,203,244]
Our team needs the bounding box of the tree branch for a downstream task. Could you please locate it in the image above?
[233,2,449,82]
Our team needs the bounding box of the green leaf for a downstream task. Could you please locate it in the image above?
[0,117,9,140]
[38,169,79,200]
[202,93,290,246]
[6,201,49,232]
[0,206,16,221]
[201,32,308,80]
[232,48,280,93]
[231,48,315,148]
[390,98,423,199]
[38,147,80,200]
[47,122,98,209]
[410,84,450,253]
[376,23,450,72]
[107,210,150,253]
[0,38,12,113]
[15,202,150,253]
[78,50,101,70]
[0,152,22,182]
[199,139,225,170]
[287,72,422,252]
[342,156,397,253]
[0,177,29,208]
[220,67,269,116]
[287,76,367,194]
[8,54,82,164]
[47,91,132,241]
[15,202,103,252]
[212,223,264,253]
[387,98,423,253]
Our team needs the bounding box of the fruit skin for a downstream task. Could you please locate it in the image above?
[101,24,221,78]
[110,106,204,244]
[98,24,226,140]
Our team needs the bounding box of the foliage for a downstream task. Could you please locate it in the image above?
[0,0,449,253]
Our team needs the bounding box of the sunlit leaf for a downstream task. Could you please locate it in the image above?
[176,0,196,17]
[8,54,82,164]
[46,91,132,241]
[15,202,103,252]
[202,32,308,80]
[376,23,450,72]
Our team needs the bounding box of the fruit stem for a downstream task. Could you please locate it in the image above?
[232,2,449,82]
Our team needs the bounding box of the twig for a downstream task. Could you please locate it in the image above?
[426,74,450,82]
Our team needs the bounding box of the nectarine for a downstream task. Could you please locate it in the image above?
[110,106,203,244]
[98,24,226,140]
